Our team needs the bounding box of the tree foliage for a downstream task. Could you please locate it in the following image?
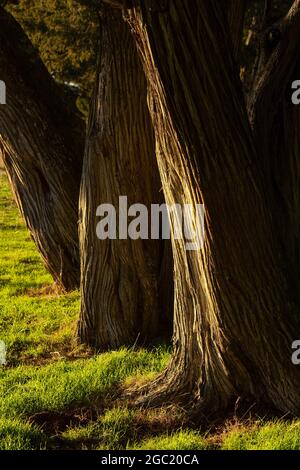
[6,0,99,115]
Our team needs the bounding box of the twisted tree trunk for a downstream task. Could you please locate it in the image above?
[78,6,172,350]
[0,7,84,291]
[102,0,300,414]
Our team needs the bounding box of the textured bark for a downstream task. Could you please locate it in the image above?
[78,6,172,350]
[119,0,300,414]
[227,0,248,60]
[248,0,300,299]
[0,7,84,291]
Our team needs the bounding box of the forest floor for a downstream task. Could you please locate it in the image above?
[1,171,300,450]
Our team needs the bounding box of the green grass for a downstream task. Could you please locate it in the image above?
[0,418,45,450]
[0,349,169,419]
[131,431,209,451]
[62,407,138,450]
[0,173,80,364]
[1,171,300,450]
[221,420,300,450]
[0,173,171,450]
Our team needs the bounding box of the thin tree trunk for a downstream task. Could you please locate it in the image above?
[78,6,172,350]
[0,7,84,291]
[110,0,300,414]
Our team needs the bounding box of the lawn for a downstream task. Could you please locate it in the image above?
[0,171,299,450]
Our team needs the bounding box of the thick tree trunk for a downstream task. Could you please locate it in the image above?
[0,7,84,291]
[111,0,300,414]
[248,1,300,299]
[77,6,172,350]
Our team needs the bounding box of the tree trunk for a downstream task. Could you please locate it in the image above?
[0,7,84,291]
[77,6,172,350]
[228,0,248,60]
[248,0,300,300]
[109,0,300,414]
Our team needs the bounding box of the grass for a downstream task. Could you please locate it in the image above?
[131,430,209,451]
[0,174,80,364]
[1,171,300,450]
[0,350,169,419]
[0,418,45,450]
[62,407,138,450]
[221,420,300,450]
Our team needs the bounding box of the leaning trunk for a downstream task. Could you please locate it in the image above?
[78,6,172,350]
[0,7,84,291]
[121,0,300,414]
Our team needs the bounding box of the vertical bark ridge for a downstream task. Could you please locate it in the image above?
[78,6,172,350]
[227,0,248,61]
[248,0,300,297]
